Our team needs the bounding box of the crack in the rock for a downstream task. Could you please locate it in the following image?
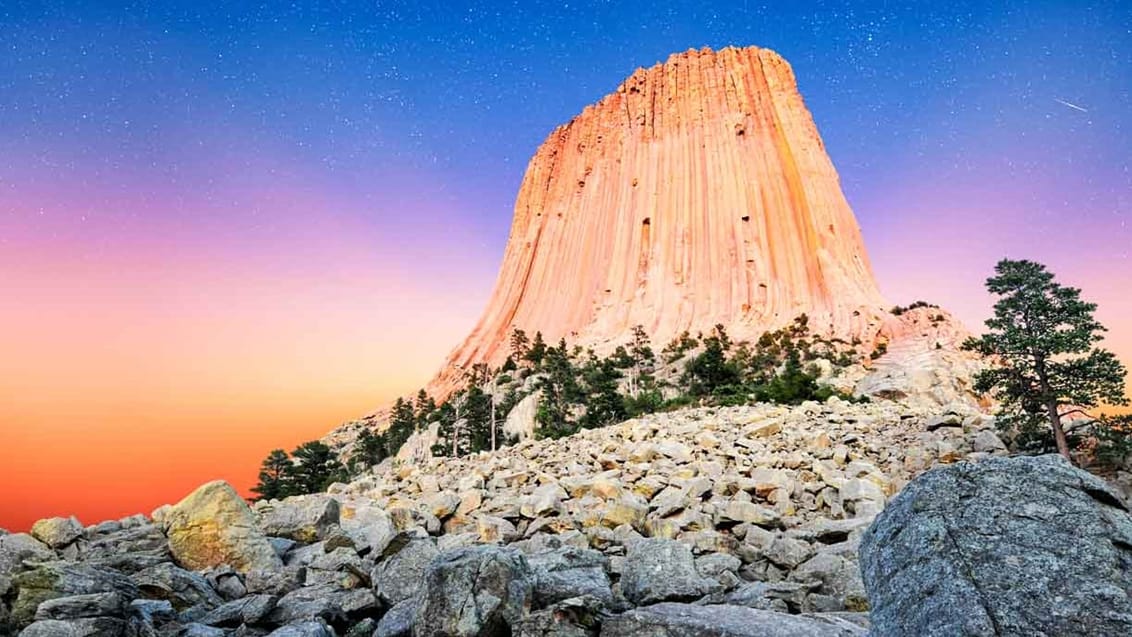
[938,517,1003,636]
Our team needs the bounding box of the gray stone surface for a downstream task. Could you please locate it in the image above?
[33,591,127,621]
[599,602,865,636]
[198,593,277,627]
[256,495,341,543]
[374,597,416,637]
[373,536,438,605]
[413,545,533,637]
[18,617,127,637]
[860,454,1132,637]
[0,533,55,578]
[131,562,222,611]
[527,547,612,607]
[10,562,138,629]
[265,620,336,636]
[620,539,718,606]
[514,595,607,637]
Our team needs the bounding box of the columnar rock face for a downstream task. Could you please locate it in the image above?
[433,46,887,395]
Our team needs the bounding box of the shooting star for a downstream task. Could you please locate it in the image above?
[1053,98,1088,113]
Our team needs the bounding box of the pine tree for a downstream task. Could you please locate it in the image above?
[526,331,548,367]
[510,328,531,361]
[628,325,656,397]
[439,389,473,457]
[535,339,581,437]
[288,441,346,494]
[580,356,626,429]
[252,449,292,500]
[963,259,1129,459]
[349,429,387,475]
[463,384,493,452]
[414,390,437,429]
[685,330,740,396]
[386,397,416,455]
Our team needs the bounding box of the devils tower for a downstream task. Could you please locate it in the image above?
[432,45,890,395]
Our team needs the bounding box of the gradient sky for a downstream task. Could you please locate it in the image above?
[2,1,1129,531]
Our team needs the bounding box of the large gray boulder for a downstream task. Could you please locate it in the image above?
[131,562,223,611]
[375,597,417,637]
[527,547,612,608]
[18,617,127,636]
[599,603,865,636]
[372,536,438,605]
[860,454,1132,636]
[620,539,718,606]
[515,595,607,637]
[0,533,55,578]
[9,562,138,630]
[413,545,534,636]
[256,495,341,543]
[33,591,127,621]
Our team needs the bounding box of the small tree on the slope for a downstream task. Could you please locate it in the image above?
[348,428,388,475]
[963,259,1128,460]
[535,339,581,438]
[288,441,347,494]
[386,397,416,455]
[252,449,292,500]
[685,325,740,397]
[579,355,626,429]
[627,325,656,397]
[510,328,531,362]
[525,331,548,368]
[414,389,437,429]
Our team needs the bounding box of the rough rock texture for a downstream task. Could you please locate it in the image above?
[0,533,55,578]
[163,480,282,573]
[859,454,1132,636]
[600,602,865,636]
[29,518,84,550]
[413,545,533,636]
[10,562,138,629]
[255,495,340,543]
[620,539,717,605]
[430,46,889,398]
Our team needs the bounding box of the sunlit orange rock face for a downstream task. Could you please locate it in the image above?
[432,46,889,396]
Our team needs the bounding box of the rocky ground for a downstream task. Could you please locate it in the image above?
[3,398,1129,636]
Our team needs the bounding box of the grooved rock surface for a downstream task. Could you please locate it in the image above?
[431,45,887,397]
[859,455,1132,637]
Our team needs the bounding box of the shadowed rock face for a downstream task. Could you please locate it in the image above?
[431,45,888,397]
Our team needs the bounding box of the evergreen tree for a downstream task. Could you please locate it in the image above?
[386,397,416,455]
[434,389,475,457]
[414,389,437,429]
[756,352,827,405]
[580,356,626,429]
[252,449,292,500]
[510,328,531,361]
[685,331,740,396]
[629,325,656,392]
[535,340,580,437]
[963,259,1129,459]
[609,345,634,369]
[349,429,387,475]
[288,441,346,494]
[525,331,548,367]
[463,384,493,452]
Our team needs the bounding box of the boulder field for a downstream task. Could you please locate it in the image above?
[3,399,1131,636]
